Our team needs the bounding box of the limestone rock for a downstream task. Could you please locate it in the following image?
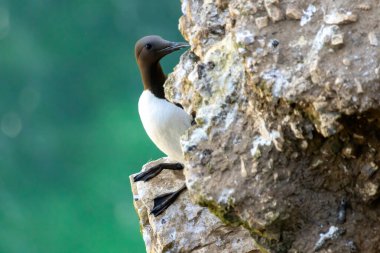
[330,33,344,47]
[264,1,284,22]
[133,0,380,252]
[255,16,269,30]
[324,11,358,25]
[368,32,378,46]
[131,158,258,253]
[285,5,302,20]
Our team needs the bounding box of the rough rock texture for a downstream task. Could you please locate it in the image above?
[131,158,258,253]
[132,0,380,252]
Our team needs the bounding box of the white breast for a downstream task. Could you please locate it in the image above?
[138,90,192,163]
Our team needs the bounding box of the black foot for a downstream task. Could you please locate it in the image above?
[134,163,184,182]
[151,184,187,217]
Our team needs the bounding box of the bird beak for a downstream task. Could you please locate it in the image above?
[158,41,190,54]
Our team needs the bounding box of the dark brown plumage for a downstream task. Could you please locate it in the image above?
[135,35,188,99]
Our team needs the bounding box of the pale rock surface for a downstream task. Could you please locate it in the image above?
[133,0,380,252]
[131,158,258,253]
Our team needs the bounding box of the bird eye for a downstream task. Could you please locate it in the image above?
[145,43,152,50]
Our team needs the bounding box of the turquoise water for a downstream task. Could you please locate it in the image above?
[0,1,183,252]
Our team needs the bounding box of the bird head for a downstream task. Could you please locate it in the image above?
[135,35,189,66]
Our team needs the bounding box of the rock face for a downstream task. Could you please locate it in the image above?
[131,158,258,253]
[132,0,380,252]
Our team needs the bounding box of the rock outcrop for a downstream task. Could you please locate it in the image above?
[132,0,380,252]
[131,158,258,253]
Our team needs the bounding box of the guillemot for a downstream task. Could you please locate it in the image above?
[134,35,191,216]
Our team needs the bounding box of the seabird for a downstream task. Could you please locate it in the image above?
[133,35,191,216]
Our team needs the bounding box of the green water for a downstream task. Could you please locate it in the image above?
[0,1,183,252]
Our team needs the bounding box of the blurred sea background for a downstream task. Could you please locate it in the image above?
[0,0,184,252]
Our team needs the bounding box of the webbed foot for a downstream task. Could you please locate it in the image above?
[151,184,187,217]
[134,163,183,182]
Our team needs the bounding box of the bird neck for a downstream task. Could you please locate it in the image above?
[140,62,166,99]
